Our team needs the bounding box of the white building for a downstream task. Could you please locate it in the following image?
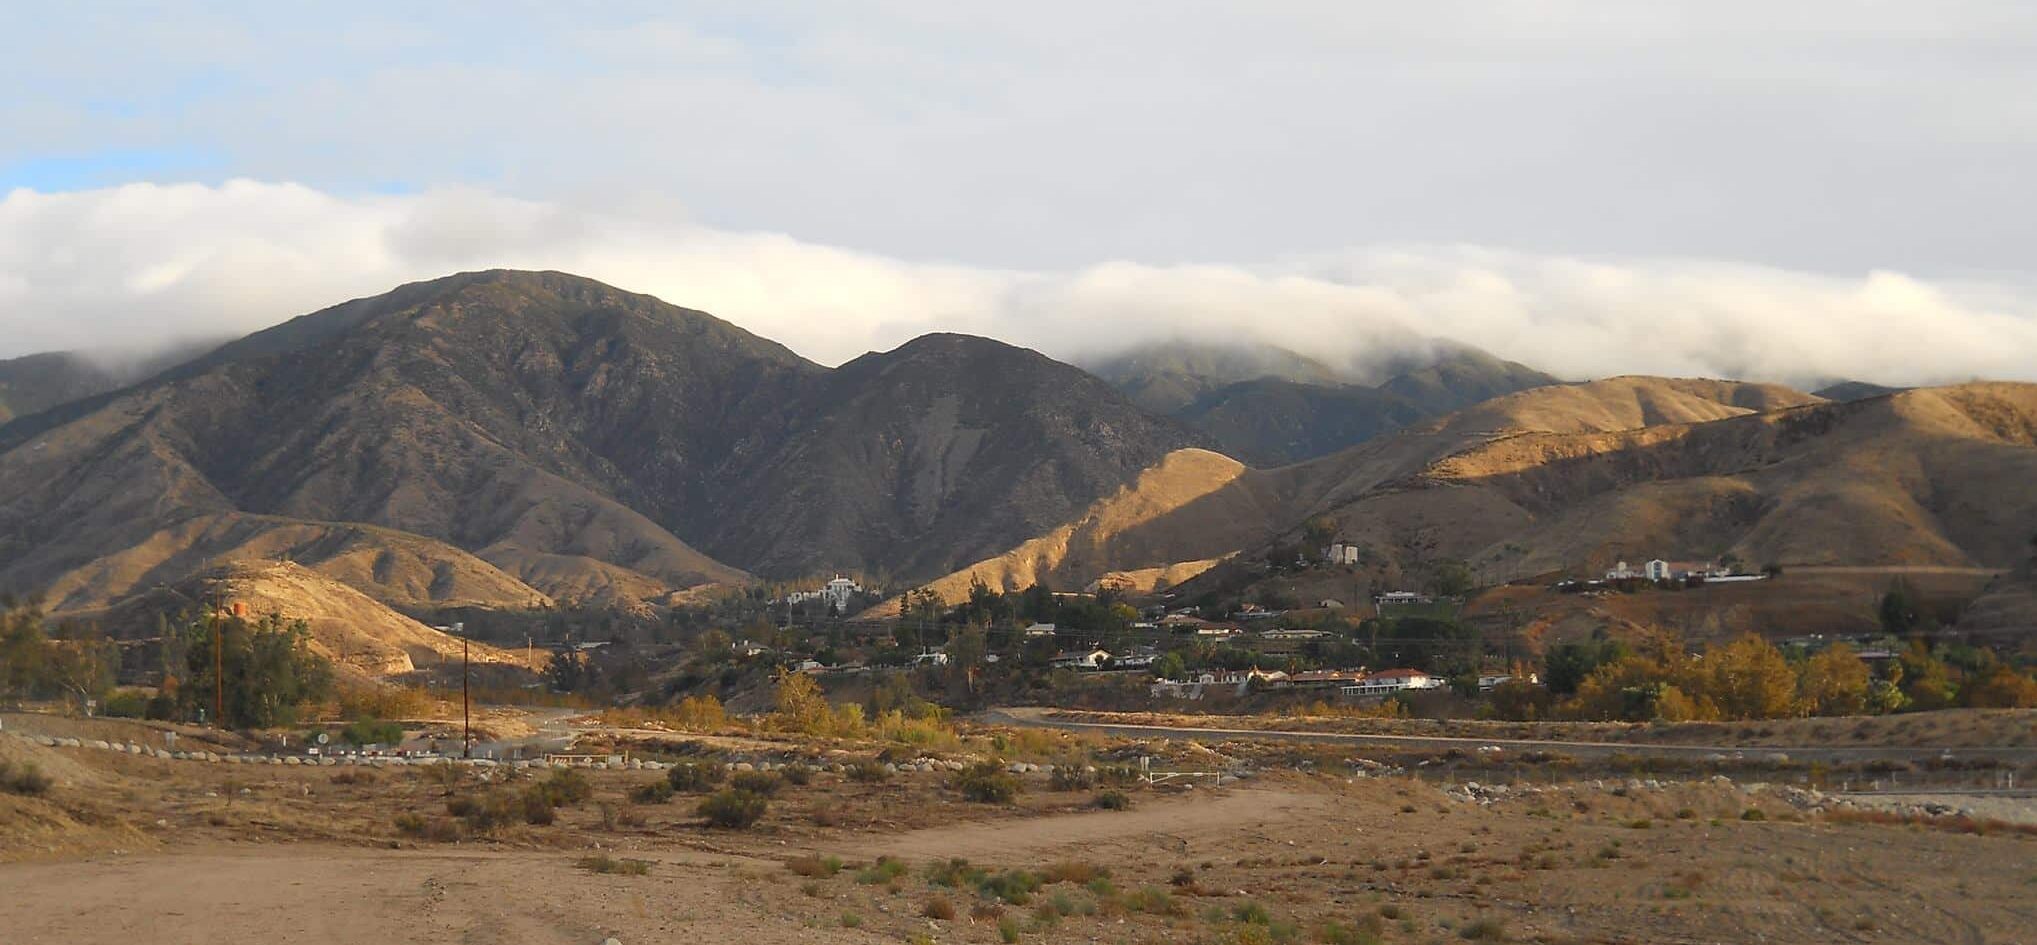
[784,574,865,610]
[1324,541,1361,565]
[1023,622,1059,638]
[1340,669,1443,698]
[1050,648,1111,670]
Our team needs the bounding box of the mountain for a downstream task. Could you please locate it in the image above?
[1088,340,1559,465]
[1814,380,1907,402]
[1375,346,1563,414]
[900,377,2037,606]
[0,340,225,424]
[1170,379,1427,467]
[0,271,1197,618]
[705,333,1204,578]
[1085,340,1344,415]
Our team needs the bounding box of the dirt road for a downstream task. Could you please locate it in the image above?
[840,786,1332,860]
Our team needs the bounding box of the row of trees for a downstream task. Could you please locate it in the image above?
[2,597,334,729]
[1503,632,2037,722]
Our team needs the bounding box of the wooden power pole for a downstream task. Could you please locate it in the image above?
[460,623,471,759]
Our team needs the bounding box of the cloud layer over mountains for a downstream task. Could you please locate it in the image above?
[6,180,2037,387]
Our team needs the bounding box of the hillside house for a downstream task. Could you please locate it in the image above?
[1374,591,1433,606]
[1317,598,1346,609]
[1607,559,1731,581]
[784,574,865,610]
[1113,647,1160,670]
[1260,627,1331,641]
[1288,668,1368,689]
[1324,541,1361,565]
[1050,648,1112,670]
[911,648,950,667]
[1340,668,1443,698]
[1193,623,1242,638]
[1477,672,1539,691]
[1023,622,1059,638]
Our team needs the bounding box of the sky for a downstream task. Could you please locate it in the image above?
[6,3,2037,385]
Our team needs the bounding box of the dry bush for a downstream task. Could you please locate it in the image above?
[730,770,783,796]
[785,854,844,877]
[668,761,726,792]
[0,760,53,796]
[698,788,768,828]
[576,854,651,875]
[951,761,1021,803]
[845,759,891,782]
[922,896,957,920]
[631,779,675,804]
[1042,861,1107,885]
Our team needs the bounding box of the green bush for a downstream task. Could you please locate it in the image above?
[698,788,769,828]
[731,770,783,796]
[951,761,1021,804]
[668,761,726,791]
[341,719,405,746]
[856,856,909,885]
[780,762,813,785]
[100,689,150,719]
[630,780,676,804]
[1049,764,1095,791]
[520,786,557,825]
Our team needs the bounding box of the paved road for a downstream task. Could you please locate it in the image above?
[984,707,2037,764]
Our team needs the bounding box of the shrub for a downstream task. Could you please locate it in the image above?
[856,856,909,885]
[101,689,150,719]
[396,812,464,842]
[1094,789,1130,810]
[340,718,405,746]
[520,787,557,825]
[0,761,53,796]
[699,788,768,828]
[952,761,1021,804]
[1124,887,1182,916]
[978,870,1043,905]
[393,812,426,835]
[668,761,726,792]
[329,769,377,786]
[576,854,651,875]
[1234,900,1273,924]
[1049,764,1096,791]
[1741,808,1768,821]
[537,768,592,807]
[1458,917,1506,940]
[731,770,784,796]
[780,762,813,786]
[1042,861,1107,885]
[448,790,524,832]
[631,779,675,804]
[923,897,958,920]
[996,916,1021,943]
[925,857,988,888]
[839,912,863,929]
[846,759,891,782]
[786,854,844,877]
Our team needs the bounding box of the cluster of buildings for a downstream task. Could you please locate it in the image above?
[782,575,865,611]
[1600,558,1768,584]
[1148,667,1536,701]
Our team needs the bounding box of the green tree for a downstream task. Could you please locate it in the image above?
[180,612,333,728]
[1429,560,1475,598]
[1543,639,1628,696]
[1879,581,1921,636]
[1153,651,1187,680]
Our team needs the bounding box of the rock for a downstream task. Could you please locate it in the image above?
[734,762,755,772]
[603,938,623,945]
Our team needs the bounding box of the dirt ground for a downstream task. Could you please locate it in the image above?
[5,716,2037,945]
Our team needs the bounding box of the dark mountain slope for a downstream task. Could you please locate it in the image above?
[706,333,1204,578]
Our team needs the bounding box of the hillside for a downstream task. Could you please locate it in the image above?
[1085,340,1344,415]
[0,271,1197,621]
[1090,340,1559,465]
[74,560,543,678]
[908,377,2037,613]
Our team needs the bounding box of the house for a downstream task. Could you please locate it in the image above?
[1609,559,1730,582]
[1323,541,1361,565]
[784,574,866,610]
[1050,648,1112,670]
[1193,623,1242,638]
[1259,627,1331,641]
[1288,668,1368,689]
[1477,672,1539,691]
[1159,613,1210,631]
[1317,598,1346,609]
[1374,591,1433,607]
[1113,647,1160,670]
[1340,668,1443,698]
[1023,622,1059,638]
[911,649,950,667]
[732,639,771,657]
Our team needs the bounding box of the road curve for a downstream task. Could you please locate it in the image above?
[983,707,2037,764]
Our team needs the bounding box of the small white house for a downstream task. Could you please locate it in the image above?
[1049,648,1111,670]
[911,649,950,667]
[1477,672,1539,691]
[1023,622,1059,638]
[1260,627,1331,641]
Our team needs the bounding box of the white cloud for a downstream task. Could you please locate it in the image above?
[5,180,2037,389]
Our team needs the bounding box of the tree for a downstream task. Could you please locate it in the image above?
[1898,642,1959,710]
[180,612,333,728]
[1705,635,1800,720]
[1429,560,1474,598]
[1797,643,1870,716]
[1543,639,1627,696]
[1879,581,1921,637]
[1961,666,2037,708]
[1153,651,1187,680]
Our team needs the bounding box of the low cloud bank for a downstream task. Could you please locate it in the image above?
[5,180,2037,388]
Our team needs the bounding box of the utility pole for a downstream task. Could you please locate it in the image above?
[459,622,471,759]
[212,599,224,730]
